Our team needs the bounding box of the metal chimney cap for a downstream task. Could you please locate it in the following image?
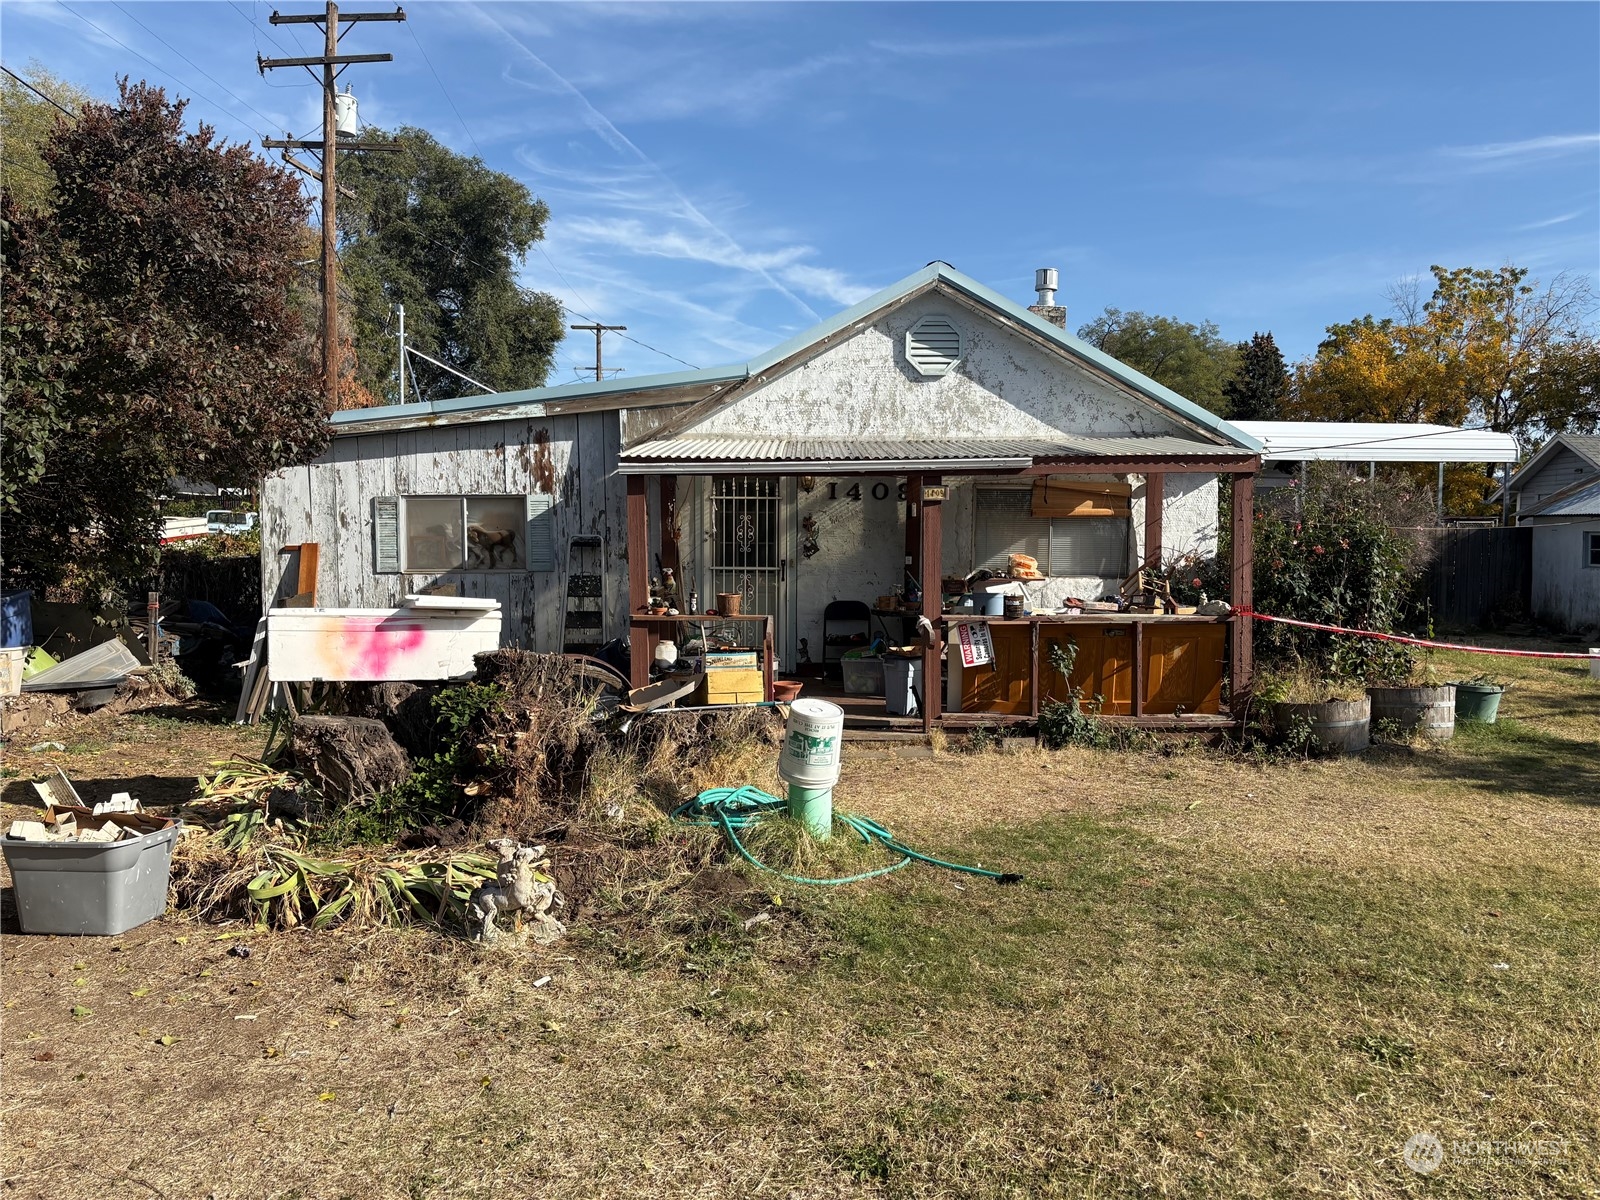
[1034,267,1059,306]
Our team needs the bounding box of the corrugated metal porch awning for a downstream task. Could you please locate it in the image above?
[618,434,1247,474]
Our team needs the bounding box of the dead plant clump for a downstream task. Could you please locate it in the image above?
[171,652,792,945]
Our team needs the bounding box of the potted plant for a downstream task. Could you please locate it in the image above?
[1449,674,1508,724]
[1257,665,1371,756]
[1364,636,1456,742]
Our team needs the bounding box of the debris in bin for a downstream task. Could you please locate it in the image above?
[12,766,167,843]
[93,793,143,815]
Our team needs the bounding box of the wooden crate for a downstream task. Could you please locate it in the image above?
[697,667,764,705]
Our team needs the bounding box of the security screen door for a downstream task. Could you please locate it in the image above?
[708,475,782,628]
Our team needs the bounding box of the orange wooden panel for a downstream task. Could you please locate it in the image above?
[1141,623,1225,715]
[959,623,1035,715]
[1040,626,1134,715]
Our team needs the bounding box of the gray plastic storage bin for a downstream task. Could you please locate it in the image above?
[2,822,181,935]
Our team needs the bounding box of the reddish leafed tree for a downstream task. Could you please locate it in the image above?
[1,79,327,595]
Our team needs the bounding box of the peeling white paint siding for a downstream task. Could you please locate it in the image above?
[1528,520,1600,632]
[259,412,630,653]
[691,292,1196,440]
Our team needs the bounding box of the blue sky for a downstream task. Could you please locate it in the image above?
[5,1,1597,385]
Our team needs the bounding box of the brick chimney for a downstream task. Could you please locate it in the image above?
[1028,267,1066,329]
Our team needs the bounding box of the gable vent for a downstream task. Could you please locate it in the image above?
[905,314,963,377]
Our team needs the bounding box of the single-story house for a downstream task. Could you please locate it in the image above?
[261,262,1263,730]
[1494,433,1600,523]
[1517,475,1600,633]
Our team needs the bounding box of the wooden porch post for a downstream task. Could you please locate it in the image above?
[1144,472,1165,568]
[919,475,943,733]
[626,474,650,688]
[1230,472,1255,716]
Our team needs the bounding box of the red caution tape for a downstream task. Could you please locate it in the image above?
[1236,610,1600,660]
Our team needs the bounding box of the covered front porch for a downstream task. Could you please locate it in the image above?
[619,437,1259,734]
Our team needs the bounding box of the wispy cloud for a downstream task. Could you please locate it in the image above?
[1516,210,1585,231]
[467,2,825,326]
[1440,133,1600,161]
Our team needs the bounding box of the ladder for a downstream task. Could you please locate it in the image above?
[562,535,606,654]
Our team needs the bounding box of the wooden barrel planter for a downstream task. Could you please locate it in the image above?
[1368,685,1456,741]
[1269,698,1371,756]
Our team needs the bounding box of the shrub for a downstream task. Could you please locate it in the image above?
[1250,464,1434,682]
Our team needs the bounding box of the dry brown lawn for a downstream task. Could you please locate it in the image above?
[1,645,1597,1199]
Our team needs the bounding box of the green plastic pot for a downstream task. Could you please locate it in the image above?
[1452,682,1504,724]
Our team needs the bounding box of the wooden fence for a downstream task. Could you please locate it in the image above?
[1418,526,1531,629]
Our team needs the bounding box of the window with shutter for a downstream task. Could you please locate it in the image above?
[1049,518,1130,577]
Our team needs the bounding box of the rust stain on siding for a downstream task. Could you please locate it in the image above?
[522,427,557,495]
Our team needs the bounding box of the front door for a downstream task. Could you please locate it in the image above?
[707,475,788,656]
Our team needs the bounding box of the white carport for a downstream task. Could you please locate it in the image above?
[1230,422,1521,521]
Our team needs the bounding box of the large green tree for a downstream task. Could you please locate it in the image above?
[1,80,327,595]
[0,64,95,213]
[1222,331,1290,421]
[337,127,564,405]
[1076,308,1239,416]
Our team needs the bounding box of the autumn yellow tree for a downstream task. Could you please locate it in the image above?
[1295,265,1599,511]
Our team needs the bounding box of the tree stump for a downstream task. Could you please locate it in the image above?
[344,681,439,757]
[290,715,411,808]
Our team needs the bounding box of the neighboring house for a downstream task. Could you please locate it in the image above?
[1497,434,1600,522]
[1517,475,1600,634]
[261,262,1263,727]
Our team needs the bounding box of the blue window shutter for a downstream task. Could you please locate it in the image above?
[374,496,401,574]
[526,493,555,571]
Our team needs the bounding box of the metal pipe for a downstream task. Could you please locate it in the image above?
[396,302,406,403]
[403,345,496,394]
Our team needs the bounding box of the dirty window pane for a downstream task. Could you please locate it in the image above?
[406,498,464,571]
[465,497,524,569]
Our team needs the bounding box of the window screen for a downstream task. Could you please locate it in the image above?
[1588,531,1600,568]
[977,489,1131,576]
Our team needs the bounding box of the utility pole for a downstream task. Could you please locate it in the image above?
[260,3,405,412]
[570,323,627,383]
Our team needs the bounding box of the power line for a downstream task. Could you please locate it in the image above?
[2,154,55,182]
[404,18,481,158]
[396,9,699,373]
[58,2,271,148]
[111,1,286,135]
[0,64,78,116]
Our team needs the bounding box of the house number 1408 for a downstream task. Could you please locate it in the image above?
[827,482,905,502]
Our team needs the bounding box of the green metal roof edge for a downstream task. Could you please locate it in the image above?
[328,362,748,429]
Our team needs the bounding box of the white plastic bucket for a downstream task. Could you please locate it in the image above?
[777,698,844,788]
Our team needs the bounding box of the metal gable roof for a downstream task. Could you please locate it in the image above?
[324,262,1263,451]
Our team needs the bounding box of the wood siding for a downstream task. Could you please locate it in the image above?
[260,413,628,653]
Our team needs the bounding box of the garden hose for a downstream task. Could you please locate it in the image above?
[672,784,1023,887]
